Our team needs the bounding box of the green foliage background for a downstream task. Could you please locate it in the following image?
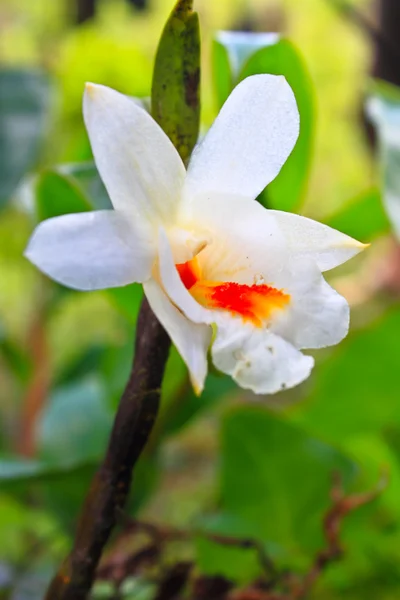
[0,0,399,598]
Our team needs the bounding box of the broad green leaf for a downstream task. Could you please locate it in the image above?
[0,69,50,208]
[213,31,280,106]
[240,39,314,212]
[35,169,91,221]
[292,307,400,440]
[220,407,356,554]
[37,378,112,464]
[0,495,67,563]
[161,370,237,439]
[324,187,389,241]
[368,90,400,238]
[0,456,99,531]
[151,0,200,163]
[0,377,158,527]
[107,284,143,325]
[58,162,112,210]
[0,456,97,487]
[195,512,273,583]
[212,40,232,109]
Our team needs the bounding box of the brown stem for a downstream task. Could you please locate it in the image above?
[44,298,171,600]
[18,317,50,457]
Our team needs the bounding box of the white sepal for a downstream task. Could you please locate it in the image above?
[84,83,186,226]
[25,211,154,290]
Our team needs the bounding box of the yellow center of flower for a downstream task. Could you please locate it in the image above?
[176,256,290,327]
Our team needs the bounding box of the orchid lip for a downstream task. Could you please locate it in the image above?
[176,256,290,327]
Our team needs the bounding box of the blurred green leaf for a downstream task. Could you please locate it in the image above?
[213,31,280,106]
[195,512,271,583]
[58,162,112,210]
[37,377,112,464]
[0,456,96,486]
[35,169,91,221]
[324,187,389,241]
[151,0,200,163]
[368,89,400,238]
[107,284,143,326]
[0,69,50,208]
[0,337,31,385]
[161,371,237,439]
[292,307,400,440]
[212,40,232,110]
[220,407,356,553]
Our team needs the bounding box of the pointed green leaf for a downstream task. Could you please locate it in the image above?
[151,0,200,163]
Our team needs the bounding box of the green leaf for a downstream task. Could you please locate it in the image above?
[212,40,232,109]
[107,283,143,325]
[151,0,200,163]
[36,377,113,465]
[292,307,400,440]
[35,169,91,221]
[0,456,96,486]
[161,371,236,439]
[195,512,270,583]
[212,31,280,106]
[0,69,50,208]
[58,162,112,210]
[324,187,390,241]
[220,407,356,554]
[368,90,400,238]
[239,39,315,212]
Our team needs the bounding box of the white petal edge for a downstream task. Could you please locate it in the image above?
[25,211,154,290]
[143,279,211,394]
[84,83,186,225]
[271,258,350,349]
[158,228,213,325]
[270,210,368,272]
[184,74,299,203]
[212,316,314,394]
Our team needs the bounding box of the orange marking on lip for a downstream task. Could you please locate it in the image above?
[176,257,290,327]
[176,256,202,290]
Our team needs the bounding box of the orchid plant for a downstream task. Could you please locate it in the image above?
[26,76,365,395]
[0,0,385,598]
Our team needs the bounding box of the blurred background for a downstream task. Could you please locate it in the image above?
[1,0,400,598]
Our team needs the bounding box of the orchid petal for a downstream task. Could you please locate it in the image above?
[158,228,212,324]
[25,211,153,290]
[271,210,367,271]
[143,279,211,393]
[271,258,349,349]
[212,316,314,394]
[184,74,299,202]
[84,83,186,225]
[180,195,287,285]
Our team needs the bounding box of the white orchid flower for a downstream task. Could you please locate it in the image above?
[25,75,366,395]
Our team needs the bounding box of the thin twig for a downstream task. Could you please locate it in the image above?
[291,472,387,599]
[44,298,171,600]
